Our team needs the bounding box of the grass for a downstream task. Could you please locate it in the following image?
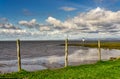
[60,41,120,49]
[83,42,120,49]
[0,59,120,79]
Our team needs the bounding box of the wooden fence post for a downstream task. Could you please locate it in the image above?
[98,40,101,61]
[65,38,68,67]
[17,39,21,71]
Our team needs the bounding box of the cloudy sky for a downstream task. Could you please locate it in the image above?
[0,0,120,40]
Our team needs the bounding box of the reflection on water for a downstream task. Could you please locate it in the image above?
[0,47,120,73]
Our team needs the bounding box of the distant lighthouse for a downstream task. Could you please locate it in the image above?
[82,38,85,42]
[82,38,85,46]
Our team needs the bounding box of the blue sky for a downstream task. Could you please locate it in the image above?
[0,0,120,40]
[0,0,85,22]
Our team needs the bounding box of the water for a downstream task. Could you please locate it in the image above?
[0,41,120,73]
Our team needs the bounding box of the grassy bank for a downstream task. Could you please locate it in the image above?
[61,41,120,49]
[83,42,120,49]
[0,59,120,79]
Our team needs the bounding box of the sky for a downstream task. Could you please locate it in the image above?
[0,0,120,40]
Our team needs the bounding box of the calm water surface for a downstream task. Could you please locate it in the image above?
[0,41,120,73]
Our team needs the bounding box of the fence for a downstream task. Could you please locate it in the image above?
[0,39,120,73]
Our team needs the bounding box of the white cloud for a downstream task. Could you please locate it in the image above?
[48,30,61,35]
[0,17,19,30]
[2,7,120,40]
[46,16,61,26]
[29,19,36,24]
[60,6,77,11]
[0,29,27,34]
[18,20,28,25]
[18,7,120,39]
[46,7,120,36]
[0,23,19,29]
[40,26,50,31]
[72,7,120,33]
[18,19,38,28]
[46,16,78,29]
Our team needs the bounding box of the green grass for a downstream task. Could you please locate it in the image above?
[61,41,120,49]
[83,42,120,49]
[0,59,120,79]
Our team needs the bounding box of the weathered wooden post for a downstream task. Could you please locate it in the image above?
[16,39,21,71]
[65,38,68,67]
[98,40,101,61]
